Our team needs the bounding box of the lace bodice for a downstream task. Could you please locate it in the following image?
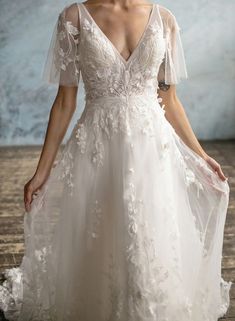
[42,2,188,100]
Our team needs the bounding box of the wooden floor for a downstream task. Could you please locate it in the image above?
[0,141,234,320]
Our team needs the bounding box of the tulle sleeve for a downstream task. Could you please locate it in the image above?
[158,8,188,85]
[42,5,80,86]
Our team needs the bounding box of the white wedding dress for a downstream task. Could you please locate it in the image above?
[0,2,232,321]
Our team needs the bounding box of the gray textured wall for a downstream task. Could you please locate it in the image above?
[0,0,234,145]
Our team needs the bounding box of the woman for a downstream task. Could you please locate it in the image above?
[0,0,232,320]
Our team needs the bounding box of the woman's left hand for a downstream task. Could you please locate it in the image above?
[204,155,228,181]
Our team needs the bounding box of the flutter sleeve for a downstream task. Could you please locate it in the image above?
[42,5,80,86]
[158,9,188,85]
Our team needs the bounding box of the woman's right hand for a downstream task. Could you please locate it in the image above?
[24,174,48,213]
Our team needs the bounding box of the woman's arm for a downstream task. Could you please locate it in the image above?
[158,83,227,181]
[24,85,78,212]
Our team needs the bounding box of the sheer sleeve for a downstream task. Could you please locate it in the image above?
[42,4,80,86]
[158,7,188,85]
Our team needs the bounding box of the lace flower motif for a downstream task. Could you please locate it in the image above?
[87,200,103,249]
[54,13,80,77]
[56,144,74,195]
[75,123,87,153]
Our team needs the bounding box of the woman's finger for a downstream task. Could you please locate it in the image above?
[206,157,228,182]
[24,185,33,212]
[215,165,227,181]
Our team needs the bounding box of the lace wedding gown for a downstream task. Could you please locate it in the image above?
[0,2,232,321]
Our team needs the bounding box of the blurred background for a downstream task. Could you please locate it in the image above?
[0,1,235,320]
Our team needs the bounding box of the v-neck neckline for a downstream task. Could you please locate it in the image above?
[80,2,155,66]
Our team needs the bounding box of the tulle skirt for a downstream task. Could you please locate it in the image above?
[0,94,232,321]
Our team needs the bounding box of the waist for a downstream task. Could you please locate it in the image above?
[85,92,159,105]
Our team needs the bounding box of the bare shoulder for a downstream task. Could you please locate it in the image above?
[60,2,80,29]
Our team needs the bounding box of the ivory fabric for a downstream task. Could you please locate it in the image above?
[0,3,232,321]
